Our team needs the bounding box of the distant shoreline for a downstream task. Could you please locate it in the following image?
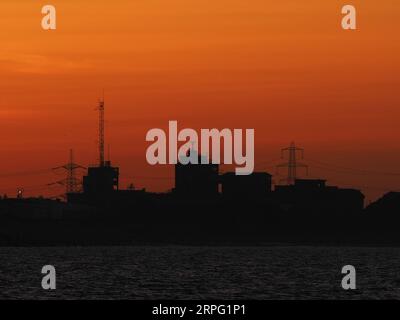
[2,240,400,248]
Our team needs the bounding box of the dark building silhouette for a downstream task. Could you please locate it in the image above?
[83,161,119,195]
[5,97,397,246]
[365,192,400,216]
[13,150,400,246]
[220,172,272,198]
[274,179,364,213]
[174,150,219,197]
[68,160,120,205]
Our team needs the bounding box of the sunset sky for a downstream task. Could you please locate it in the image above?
[0,0,399,202]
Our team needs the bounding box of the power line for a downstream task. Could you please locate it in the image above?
[0,169,51,178]
[0,183,59,198]
[308,159,400,176]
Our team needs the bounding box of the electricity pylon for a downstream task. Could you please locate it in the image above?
[51,149,86,197]
[276,142,308,185]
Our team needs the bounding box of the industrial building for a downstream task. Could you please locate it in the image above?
[174,150,219,197]
[64,98,364,219]
[274,179,364,213]
[220,172,272,198]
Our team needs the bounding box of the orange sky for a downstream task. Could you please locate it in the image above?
[0,0,399,202]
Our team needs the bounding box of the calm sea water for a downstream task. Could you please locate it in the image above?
[0,246,399,299]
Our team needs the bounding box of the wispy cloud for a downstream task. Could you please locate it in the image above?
[0,53,93,74]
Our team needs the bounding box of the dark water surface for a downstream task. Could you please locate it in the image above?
[0,246,399,299]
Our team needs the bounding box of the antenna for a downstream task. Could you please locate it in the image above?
[276,142,308,185]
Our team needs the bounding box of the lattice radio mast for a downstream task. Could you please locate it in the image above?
[98,97,105,167]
